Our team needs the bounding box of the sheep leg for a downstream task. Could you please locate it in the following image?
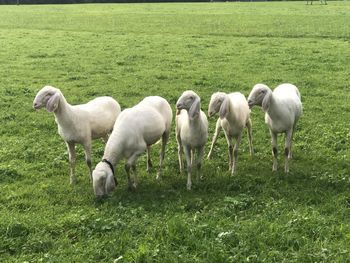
[66,142,76,185]
[271,131,278,172]
[146,145,153,173]
[246,118,254,156]
[157,132,169,180]
[176,132,184,173]
[232,134,242,175]
[191,149,195,166]
[183,145,192,190]
[288,125,296,159]
[125,152,141,190]
[132,164,137,175]
[196,146,205,182]
[288,133,293,159]
[284,130,293,173]
[224,130,233,171]
[125,164,133,190]
[207,118,222,159]
[83,142,92,181]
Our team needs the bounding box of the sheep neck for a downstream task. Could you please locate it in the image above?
[223,98,236,122]
[103,151,123,168]
[102,133,125,168]
[188,113,201,127]
[53,95,77,129]
[265,92,279,120]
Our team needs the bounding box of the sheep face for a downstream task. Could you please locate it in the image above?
[176,90,198,111]
[176,90,200,119]
[247,84,270,109]
[33,86,61,112]
[92,162,116,198]
[208,92,226,117]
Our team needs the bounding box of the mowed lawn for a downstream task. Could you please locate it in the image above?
[0,2,350,262]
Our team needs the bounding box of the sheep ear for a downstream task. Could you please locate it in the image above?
[105,174,116,194]
[219,97,229,119]
[189,98,200,119]
[46,93,60,112]
[262,92,272,112]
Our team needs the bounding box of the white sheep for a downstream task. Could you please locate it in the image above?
[176,90,208,190]
[92,96,172,197]
[207,92,253,174]
[33,85,121,184]
[247,83,302,173]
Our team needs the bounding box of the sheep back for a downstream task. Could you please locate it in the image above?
[76,96,121,139]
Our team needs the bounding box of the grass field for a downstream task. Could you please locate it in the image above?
[1,1,350,262]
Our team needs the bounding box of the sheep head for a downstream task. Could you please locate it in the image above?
[176,90,201,119]
[33,86,61,112]
[247,84,271,111]
[92,161,116,198]
[208,92,227,118]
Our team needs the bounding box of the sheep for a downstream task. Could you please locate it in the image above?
[33,85,121,184]
[176,90,208,190]
[207,92,253,175]
[247,83,302,173]
[92,96,172,197]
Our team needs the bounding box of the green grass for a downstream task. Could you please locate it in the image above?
[1,2,350,262]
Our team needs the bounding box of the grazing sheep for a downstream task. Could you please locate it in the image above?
[247,83,302,173]
[207,92,253,174]
[176,90,208,190]
[33,85,121,184]
[92,96,172,197]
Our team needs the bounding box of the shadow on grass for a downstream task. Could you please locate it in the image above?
[0,167,23,183]
[91,156,350,216]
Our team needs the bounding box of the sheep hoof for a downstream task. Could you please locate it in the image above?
[187,184,192,190]
[156,173,161,180]
[272,162,278,172]
[128,184,137,191]
[147,162,153,173]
